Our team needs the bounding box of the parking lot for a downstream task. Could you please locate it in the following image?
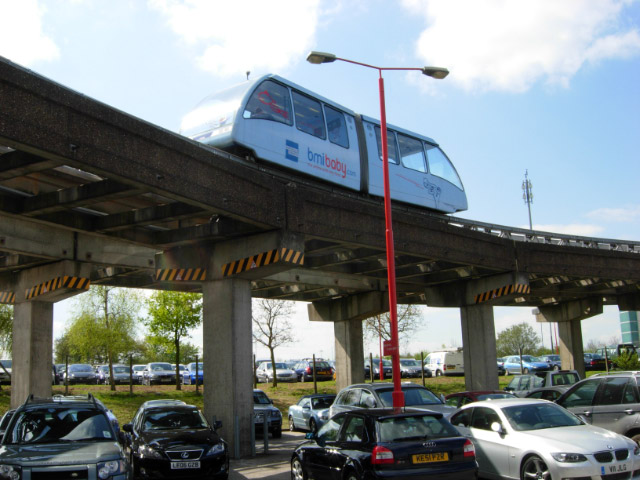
[231,431,304,480]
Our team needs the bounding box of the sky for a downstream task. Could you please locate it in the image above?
[1,0,639,360]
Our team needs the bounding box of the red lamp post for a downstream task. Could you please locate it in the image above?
[307,52,448,409]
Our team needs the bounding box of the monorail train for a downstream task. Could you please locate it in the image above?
[180,74,467,213]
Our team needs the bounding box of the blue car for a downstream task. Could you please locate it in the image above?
[182,362,204,385]
[503,355,551,374]
[287,394,335,433]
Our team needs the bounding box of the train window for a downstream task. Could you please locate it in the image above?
[425,145,464,190]
[398,134,426,172]
[374,126,399,164]
[292,91,326,140]
[325,105,349,148]
[243,81,292,125]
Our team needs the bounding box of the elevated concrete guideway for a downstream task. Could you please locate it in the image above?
[2,56,640,455]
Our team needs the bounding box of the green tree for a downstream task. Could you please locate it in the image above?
[496,322,540,358]
[66,286,142,390]
[363,305,423,350]
[252,299,295,387]
[140,334,200,364]
[146,291,202,390]
[0,304,12,386]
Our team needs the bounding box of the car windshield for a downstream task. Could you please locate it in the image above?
[377,414,459,441]
[378,387,441,406]
[0,360,11,368]
[133,366,145,371]
[142,409,208,431]
[7,408,113,444]
[311,396,335,409]
[113,366,128,374]
[188,363,204,371]
[150,363,172,371]
[400,360,419,366]
[520,356,541,363]
[503,403,582,431]
[69,364,92,372]
[254,391,271,405]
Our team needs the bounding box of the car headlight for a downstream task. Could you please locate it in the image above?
[0,464,21,480]
[138,445,164,459]
[551,453,587,463]
[97,460,126,479]
[205,443,225,457]
[270,410,281,418]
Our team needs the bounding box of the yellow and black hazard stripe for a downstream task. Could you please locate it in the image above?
[475,283,530,304]
[155,268,207,282]
[222,247,304,277]
[25,275,90,300]
[0,291,15,304]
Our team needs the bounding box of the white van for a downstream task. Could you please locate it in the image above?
[425,349,464,376]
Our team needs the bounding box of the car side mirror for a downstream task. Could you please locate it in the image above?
[491,422,503,434]
[213,420,223,430]
[122,423,133,433]
[302,405,310,410]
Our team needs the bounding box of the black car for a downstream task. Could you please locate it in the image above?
[291,408,477,480]
[0,408,15,441]
[0,394,129,479]
[123,401,228,479]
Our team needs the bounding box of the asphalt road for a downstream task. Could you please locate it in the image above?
[229,431,305,480]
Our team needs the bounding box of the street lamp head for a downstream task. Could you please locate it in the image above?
[422,67,449,79]
[306,51,336,64]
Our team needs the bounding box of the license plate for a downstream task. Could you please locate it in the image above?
[608,463,628,473]
[171,461,200,469]
[161,377,171,382]
[412,453,449,464]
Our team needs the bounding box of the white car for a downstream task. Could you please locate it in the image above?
[450,398,640,480]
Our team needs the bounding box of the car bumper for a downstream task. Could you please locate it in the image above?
[137,454,228,479]
[369,461,478,480]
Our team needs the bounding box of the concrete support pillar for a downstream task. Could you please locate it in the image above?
[460,304,499,391]
[11,301,53,408]
[558,320,585,378]
[334,319,365,392]
[202,279,253,458]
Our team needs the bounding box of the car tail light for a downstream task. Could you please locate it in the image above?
[305,367,312,374]
[463,439,475,458]
[371,446,394,464]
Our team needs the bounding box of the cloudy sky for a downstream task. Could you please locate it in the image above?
[1,0,639,359]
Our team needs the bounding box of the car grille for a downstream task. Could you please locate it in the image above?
[595,450,630,462]
[166,449,203,461]
[32,468,89,479]
[602,473,631,480]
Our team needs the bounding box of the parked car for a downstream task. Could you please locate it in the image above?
[364,358,393,380]
[141,362,176,385]
[131,364,146,384]
[425,350,464,376]
[449,398,639,480]
[253,389,282,438]
[291,408,478,480]
[0,359,11,384]
[583,352,611,370]
[0,408,15,441]
[539,354,562,370]
[123,400,229,479]
[96,365,111,384]
[497,359,506,376]
[444,390,517,408]
[330,383,455,418]
[256,361,298,383]
[62,363,97,384]
[502,355,551,374]
[288,394,336,433]
[525,386,570,401]
[504,370,580,397]
[107,365,132,385]
[0,393,129,478]
[183,362,205,385]
[556,371,640,443]
[399,358,431,378]
[292,359,333,382]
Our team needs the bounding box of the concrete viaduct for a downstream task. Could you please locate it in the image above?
[1,56,640,456]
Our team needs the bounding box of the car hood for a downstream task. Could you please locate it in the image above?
[523,362,549,368]
[516,425,634,451]
[254,405,279,413]
[0,441,123,465]
[140,428,220,450]
[149,370,174,375]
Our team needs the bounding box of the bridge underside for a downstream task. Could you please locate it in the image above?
[2,56,640,456]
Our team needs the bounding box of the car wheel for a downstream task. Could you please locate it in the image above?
[289,416,296,432]
[291,456,308,480]
[523,368,529,374]
[309,419,317,434]
[521,455,550,480]
[345,470,360,480]
[435,370,442,377]
[630,433,640,445]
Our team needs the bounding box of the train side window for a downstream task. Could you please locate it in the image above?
[398,133,426,172]
[243,80,292,125]
[292,91,326,139]
[325,105,349,148]
[374,126,399,164]
[425,144,463,190]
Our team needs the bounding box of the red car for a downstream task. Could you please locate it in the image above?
[444,390,517,409]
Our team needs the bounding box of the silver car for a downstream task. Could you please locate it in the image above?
[256,362,297,383]
[450,398,640,480]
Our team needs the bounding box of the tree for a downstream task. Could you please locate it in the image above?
[0,304,12,386]
[67,286,142,390]
[496,322,540,358]
[252,299,295,387]
[146,291,202,390]
[140,334,200,364]
[363,305,423,351]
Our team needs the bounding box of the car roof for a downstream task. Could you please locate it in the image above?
[300,394,336,399]
[334,407,444,419]
[140,399,187,408]
[18,394,106,411]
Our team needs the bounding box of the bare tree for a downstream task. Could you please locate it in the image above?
[252,299,295,387]
[363,304,423,353]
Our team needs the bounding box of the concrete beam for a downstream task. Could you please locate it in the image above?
[460,305,499,391]
[334,319,365,391]
[425,271,529,307]
[558,320,586,378]
[618,293,640,312]
[308,292,388,323]
[534,297,603,323]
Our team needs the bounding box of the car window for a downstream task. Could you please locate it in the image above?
[340,389,361,407]
[503,403,582,431]
[374,126,399,164]
[359,390,376,408]
[470,407,501,431]
[551,372,580,386]
[317,415,345,442]
[253,391,271,405]
[450,409,472,428]
[293,91,326,139]
[445,396,460,408]
[300,398,310,408]
[559,379,600,408]
[342,415,366,443]
[325,105,349,148]
[312,396,335,409]
[142,409,207,431]
[378,387,441,407]
[597,377,635,405]
[398,133,426,172]
[243,80,292,125]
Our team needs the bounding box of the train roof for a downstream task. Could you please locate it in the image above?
[359,114,438,146]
